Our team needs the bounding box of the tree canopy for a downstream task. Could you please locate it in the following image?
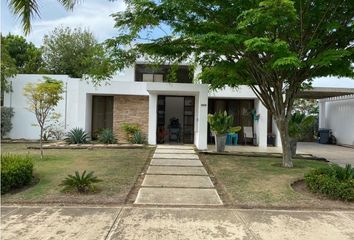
[109,0,354,167]
[42,27,116,83]
[1,34,44,73]
[1,34,44,95]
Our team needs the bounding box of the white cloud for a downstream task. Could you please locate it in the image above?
[2,0,126,46]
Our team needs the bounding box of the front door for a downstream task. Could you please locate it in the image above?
[156,95,195,144]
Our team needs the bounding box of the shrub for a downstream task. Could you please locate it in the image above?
[98,128,117,144]
[1,107,14,138]
[60,170,102,193]
[1,154,33,194]
[132,131,146,144]
[65,128,89,144]
[121,123,141,142]
[304,164,354,201]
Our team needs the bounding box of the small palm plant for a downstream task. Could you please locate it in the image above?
[60,170,102,193]
[65,128,89,144]
[288,112,316,157]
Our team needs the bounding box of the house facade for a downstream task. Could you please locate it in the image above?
[4,63,280,150]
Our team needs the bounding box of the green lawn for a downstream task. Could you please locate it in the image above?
[1,143,152,204]
[204,154,354,209]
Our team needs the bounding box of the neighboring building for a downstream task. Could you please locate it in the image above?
[319,95,354,146]
[3,63,354,149]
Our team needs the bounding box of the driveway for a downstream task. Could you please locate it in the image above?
[212,142,354,166]
[297,142,354,166]
[1,205,354,240]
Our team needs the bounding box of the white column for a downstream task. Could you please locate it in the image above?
[76,82,88,131]
[254,99,268,147]
[85,94,92,136]
[272,118,282,147]
[148,94,157,145]
[319,100,326,129]
[195,87,208,150]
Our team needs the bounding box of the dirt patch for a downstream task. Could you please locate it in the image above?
[271,163,306,168]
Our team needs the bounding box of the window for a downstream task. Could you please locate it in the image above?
[142,73,163,82]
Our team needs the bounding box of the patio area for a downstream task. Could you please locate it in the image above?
[207,142,354,166]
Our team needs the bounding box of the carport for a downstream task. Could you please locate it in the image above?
[296,87,354,147]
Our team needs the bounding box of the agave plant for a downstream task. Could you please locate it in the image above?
[132,131,146,144]
[65,128,89,144]
[98,128,117,144]
[60,170,102,193]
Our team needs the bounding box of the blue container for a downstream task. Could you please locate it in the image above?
[226,133,238,145]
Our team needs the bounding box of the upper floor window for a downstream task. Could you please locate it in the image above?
[142,73,164,82]
[135,64,193,83]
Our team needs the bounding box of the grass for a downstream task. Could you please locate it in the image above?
[1,143,152,204]
[204,154,354,209]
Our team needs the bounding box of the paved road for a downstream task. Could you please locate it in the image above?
[1,205,354,240]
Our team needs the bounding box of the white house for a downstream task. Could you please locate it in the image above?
[3,63,354,149]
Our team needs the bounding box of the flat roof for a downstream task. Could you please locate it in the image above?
[296,87,354,99]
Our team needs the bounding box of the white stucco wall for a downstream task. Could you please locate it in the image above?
[319,95,354,146]
[3,75,78,139]
[3,72,266,150]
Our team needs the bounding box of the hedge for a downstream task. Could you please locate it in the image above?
[1,154,34,194]
[304,164,354,201]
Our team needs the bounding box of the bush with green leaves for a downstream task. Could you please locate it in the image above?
[289,112,316,141]
[304,164,354,201]
[65,128,89,144]
[121,123,141,142]
[1,107,14,138]
[98,128,117,144]
[132,131,146,144]
[1,154,33,194]
[60,170,102,193]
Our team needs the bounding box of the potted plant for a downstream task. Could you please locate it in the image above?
[288,112,316,157]
[208,111,237,152]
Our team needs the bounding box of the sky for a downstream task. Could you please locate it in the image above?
[1,0,126,46]
[1,0,353,88]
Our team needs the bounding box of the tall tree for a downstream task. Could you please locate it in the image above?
[7,0,78,34]
[109,0,354,167]
[2,34,44,74]
[24,77,63,159]
[42,27,116,83]
[0,39,17,94]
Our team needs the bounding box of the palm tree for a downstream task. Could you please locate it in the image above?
[7,0,79,35]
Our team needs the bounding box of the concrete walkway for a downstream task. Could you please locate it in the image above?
[2,205,354,240]
[135,145,222,205]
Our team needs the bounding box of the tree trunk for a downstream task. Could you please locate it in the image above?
[40,127,43,159]
[276,117,293,168]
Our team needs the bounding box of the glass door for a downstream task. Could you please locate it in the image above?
[183,96,195,144]
[156,96,166,143]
